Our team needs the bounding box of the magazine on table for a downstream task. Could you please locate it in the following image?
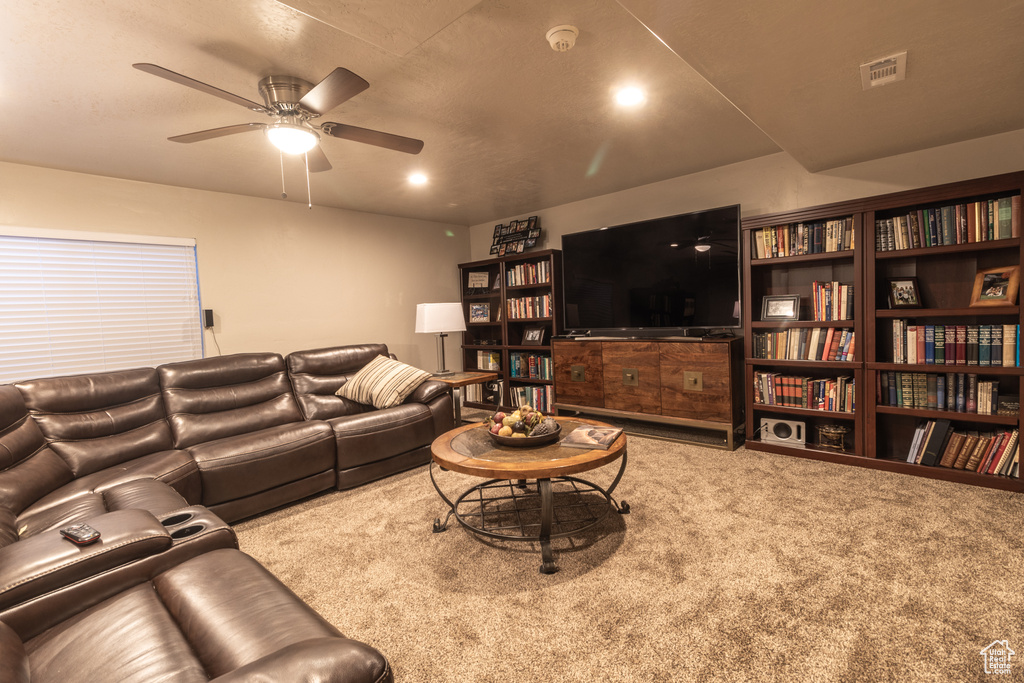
[561,425,623,449]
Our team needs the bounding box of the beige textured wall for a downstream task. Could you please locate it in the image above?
[469,128,1024,259]
[0,162,469,370]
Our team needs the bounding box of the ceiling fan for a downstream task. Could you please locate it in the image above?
[132,63,424,173]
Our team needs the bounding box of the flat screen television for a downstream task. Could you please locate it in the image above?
[561,204,741,336]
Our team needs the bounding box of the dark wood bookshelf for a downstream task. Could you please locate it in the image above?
[458,250,562,413]
[745,170,1024,491]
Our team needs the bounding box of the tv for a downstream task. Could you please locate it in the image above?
[561,204,741,336]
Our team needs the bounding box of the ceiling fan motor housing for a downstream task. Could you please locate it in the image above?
[258,75,315,114]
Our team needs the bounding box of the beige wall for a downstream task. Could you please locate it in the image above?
[469,128,1024,259]
[0,161,469,371]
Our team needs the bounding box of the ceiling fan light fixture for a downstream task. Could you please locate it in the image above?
[266,123,319,155]
[695,244,711,253]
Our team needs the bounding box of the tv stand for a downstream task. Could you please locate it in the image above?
[551,337,744,450]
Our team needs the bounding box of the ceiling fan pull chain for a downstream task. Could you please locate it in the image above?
[279,152,287,199]
[305,152,312,209]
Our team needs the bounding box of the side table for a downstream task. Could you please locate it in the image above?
[431,371,499,424]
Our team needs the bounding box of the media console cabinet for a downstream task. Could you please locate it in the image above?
[551,337,744,450]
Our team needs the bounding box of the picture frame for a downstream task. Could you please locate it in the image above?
[467,271,489,291]
[886,277,923,309]
[970,265,1020,307]
[521,326,547,346]
[469,303,490,323]
[761,294,800,321]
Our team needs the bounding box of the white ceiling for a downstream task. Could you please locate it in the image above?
[3,0,1023,225]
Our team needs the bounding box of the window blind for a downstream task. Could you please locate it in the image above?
[0,231,203,384]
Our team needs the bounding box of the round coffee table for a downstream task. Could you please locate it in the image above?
[429,416,629,574]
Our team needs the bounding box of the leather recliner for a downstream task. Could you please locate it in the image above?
[286,344,454,489]
[0,384,189,544]
[1,548,393,683]
[158,352,337,523]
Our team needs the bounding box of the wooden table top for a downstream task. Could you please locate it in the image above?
[430,416,627,480]
[430,371,499,388]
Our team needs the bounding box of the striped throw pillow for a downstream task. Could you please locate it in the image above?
[335,355,432,409]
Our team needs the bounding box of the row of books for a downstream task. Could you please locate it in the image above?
[752,371,855,412]
[905,419,1019,478]
[750,217,855,259]
[464,379,502,405]
[475,350,501,371]
[507,294,552,320]
[508,352,552,380]
[752,328,855,362]
[510,384,553,413]
[891,322,1019,367]
[811,281,854,321]
[875,196,1020,252]
[876,371,1016,415]
[505,261,551,287]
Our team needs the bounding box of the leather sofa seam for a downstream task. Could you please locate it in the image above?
[192,430,333,468]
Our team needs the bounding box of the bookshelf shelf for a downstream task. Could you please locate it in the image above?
[875,307,1019,318]
[459,250,562,413]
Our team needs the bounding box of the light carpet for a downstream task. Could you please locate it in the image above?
[234,437,1023,682]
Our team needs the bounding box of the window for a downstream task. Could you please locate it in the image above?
[0,227,203,384]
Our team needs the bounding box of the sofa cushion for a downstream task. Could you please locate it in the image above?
[187,421,335,506]
[16,368,177,478]
[159,353,305,449]
[0,386,74,516]
[286,343,390,421]
[330,403,438,469]
[335,355,431,410]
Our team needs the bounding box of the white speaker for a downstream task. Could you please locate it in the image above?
[761,418,805,446]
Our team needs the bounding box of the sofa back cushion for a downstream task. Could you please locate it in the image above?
[16,368,176,477]
[0,385,74,516]
[286,344,389,420]
[159,353,304,449]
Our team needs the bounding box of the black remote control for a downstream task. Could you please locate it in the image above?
[59,523,101,546]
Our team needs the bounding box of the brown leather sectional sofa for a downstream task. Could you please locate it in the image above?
[0,343,454,682]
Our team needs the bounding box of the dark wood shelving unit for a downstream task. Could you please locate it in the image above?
[744,170,1024,490]
[458,250,562,413]
[742,210,864,460]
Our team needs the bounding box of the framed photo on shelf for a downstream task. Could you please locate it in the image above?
[886,277,923,309]
[521,326,547,346]
[761,294,800,321]
[970,265,1020,307]
[469,303,490,323]
[467,271,490,292]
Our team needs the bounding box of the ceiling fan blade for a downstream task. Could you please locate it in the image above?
[298,68,369,116]
[168,123,267,143]
[320,122,424,155]
[306,145,332,172]
[133,63,269,114]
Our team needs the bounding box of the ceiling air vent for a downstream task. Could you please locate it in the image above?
[860,51,907,90]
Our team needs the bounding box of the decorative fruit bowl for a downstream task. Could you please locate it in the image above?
[483,405,560,448]
[487,422,561,447]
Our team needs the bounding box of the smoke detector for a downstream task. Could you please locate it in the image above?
[860,51,907,90]
[546,25,579,52]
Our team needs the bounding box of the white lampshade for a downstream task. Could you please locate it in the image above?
[266,123,319,155]
[415,303,466,334]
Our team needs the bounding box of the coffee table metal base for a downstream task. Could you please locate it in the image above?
[431,458,629,574]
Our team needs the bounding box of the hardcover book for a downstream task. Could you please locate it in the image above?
[561,426,624,450]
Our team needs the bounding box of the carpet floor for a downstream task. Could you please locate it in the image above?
[234,437,1023,682]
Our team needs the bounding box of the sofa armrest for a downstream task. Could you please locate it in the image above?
[0,509,172,611]
[405,379,451,405]
[212,638,393,683]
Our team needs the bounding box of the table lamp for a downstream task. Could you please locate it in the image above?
[415,302,466,375]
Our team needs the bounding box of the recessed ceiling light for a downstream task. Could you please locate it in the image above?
[615,86,646,107]
[409,173,428,185]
